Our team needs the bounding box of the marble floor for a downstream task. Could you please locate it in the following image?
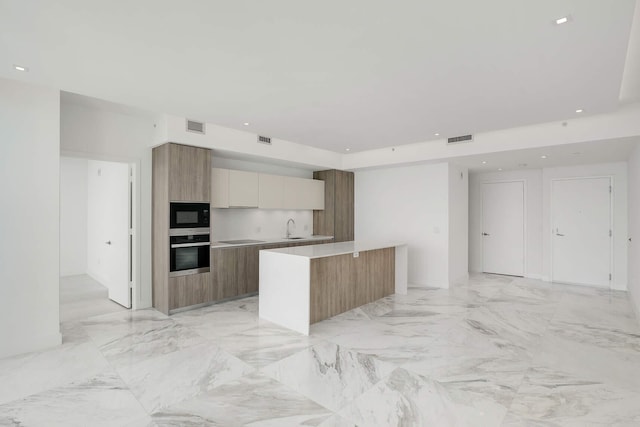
[2,274,640,426]
[59,275,128,323]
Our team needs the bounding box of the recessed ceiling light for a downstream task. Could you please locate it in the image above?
[434,133,440,136]
[482,161,487,164]
[13,64,28,72]
[345,148,351,152]
[498,168,503,171]
[541,155,548,159]
[575,109,583,113]
[556,16,569,25]
[243,122,250,126]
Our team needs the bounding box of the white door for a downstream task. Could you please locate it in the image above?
[89,160,131,308]
[482,181,524,276]
[552,177,611,287]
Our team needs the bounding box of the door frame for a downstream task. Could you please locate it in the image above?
[60,151,140,309]
[549,175,614,288]
[480,179,527,277]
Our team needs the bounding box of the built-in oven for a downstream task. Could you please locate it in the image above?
[169,231,210,277]
[170,202,210,230]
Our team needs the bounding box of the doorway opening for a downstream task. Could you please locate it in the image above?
[60,156,137,322]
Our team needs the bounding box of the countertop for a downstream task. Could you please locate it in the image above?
[260,240,405,259]
[210,235,333,248]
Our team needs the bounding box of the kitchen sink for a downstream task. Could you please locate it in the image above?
[219,239,266,244]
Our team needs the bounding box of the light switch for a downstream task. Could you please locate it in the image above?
[353,252,359,258]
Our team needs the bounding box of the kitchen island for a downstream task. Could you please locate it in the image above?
[259,241,407,334]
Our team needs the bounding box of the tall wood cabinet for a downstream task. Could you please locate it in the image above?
[313,169,354,242]
[153,143,212,314]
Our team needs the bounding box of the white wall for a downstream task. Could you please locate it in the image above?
[542,162,628,289]
[448,164,469,284]
[0,78,61,358]
[469,162,628,289]
[61,101,156,309]
[355,162,451,287]
[60,157,88,276]
[628,144,640,321]
[469,169,543,278]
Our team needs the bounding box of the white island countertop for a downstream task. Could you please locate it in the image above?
[210,235,333,248]
[260,240,405,259]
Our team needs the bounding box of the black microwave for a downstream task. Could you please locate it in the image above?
[170,202,210,229]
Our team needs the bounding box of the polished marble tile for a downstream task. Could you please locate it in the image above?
[3,274,640,426]
[214,322,321,369]
[337,368,463,427]
[116,340,254,413]
[0,371,149,427]
[506,365,640,426]
[151,372,331,426]
[0,339,110,405]
[262,341,396,412]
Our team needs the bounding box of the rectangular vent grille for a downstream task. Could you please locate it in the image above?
[186,119,205,134]
[257,135,272,145]
[447,134,473,144]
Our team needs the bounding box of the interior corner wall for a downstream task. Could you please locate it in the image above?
[60,102,156,309]
[469,169,543,278]
[448,164,469,284]
[628,143,640,322]
[60,157,88,276]
[354,162,450,288]
[0,78,62,358]
[542,162,628,290]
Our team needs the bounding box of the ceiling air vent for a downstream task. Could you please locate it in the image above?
[186,119,205,134]
[257,135,272,145]
[447,134,473,144]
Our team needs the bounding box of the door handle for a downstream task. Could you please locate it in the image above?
[105,241,112,245]
[555,233,565,237]
[482,233,490,236]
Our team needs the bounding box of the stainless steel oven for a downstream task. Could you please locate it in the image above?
[169,232,210,277]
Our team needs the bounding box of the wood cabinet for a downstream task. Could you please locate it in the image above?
[152,143,212,315]
[283,176,324,210]
[210,239,331,301]
[313,169,354,242]
[168,143,212,202]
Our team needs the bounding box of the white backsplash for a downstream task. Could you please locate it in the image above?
[212,209,314,241]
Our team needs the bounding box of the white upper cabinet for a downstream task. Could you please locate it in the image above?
[258,173,284,209]
[212,168,324,210]
[228,170,259,207]
[211,168,229,208]
[283,176,324,210]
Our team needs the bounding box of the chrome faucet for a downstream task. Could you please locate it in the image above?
[286,218,295,238]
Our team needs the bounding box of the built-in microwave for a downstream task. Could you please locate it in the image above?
[170,202,210,230]
[169,233,210,277]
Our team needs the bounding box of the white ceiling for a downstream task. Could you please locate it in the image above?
[1,0,638,153]
[459,137,640,172]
